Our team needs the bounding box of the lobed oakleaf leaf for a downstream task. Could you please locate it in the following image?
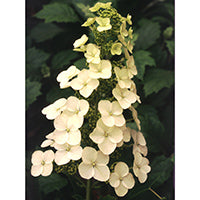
[135,19,161,50]
[38,173,68,195]
[26,79,42,109]
[134,50,156,80]
[35,3,79,23]
[31,23,63,43]
[143,69,174,97]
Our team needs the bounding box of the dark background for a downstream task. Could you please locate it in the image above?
[26,0,174,199]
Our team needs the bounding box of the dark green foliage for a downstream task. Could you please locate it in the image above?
[35,2,79,23]
[26,0,174,199]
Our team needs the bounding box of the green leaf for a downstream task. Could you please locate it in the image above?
[134,50,156,80]
[73,58,87,70]
[164,3,174,17]
[72,0,95,19]
[51,50,79,69]
[137,105,165,153]
[165,40,174,56]
[163,27,173,39]
[26,47,50,80]
[143,69,174,97]
[26,79,41,109]
[135,19,161,50]
[38,173,68,195]
[99,194,117,200]
[35,3,79,23]
[46,86,74,103]
[31,23,63,43]
[148,155,174,188]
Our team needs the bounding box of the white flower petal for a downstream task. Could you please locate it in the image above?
[90,127,105,144]
[67,130,81,145]
[96,151,109,165]
[53,130,68,145]
[79,99,89,116]
[114,162,129,177]
[98,100,111,115]
[108,127,123,143]
[102,115,115,127]
[94,165,110,182]
[78,162,94,179]
[82,147,97,164]
[122,173,135,189]
[98,137,116,155]
[114,114,125,127]
[41,163,53,176]
[68,145,82,160]
[138,171,148,183]
[43,150,54,163]
[55,150,70,165]
[31,150,43,165]
[115,183,128,197]
[31,165,43,177]
[109,172,120,188]
[112,101,123,115]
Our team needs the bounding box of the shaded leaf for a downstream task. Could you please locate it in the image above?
[72,194,85,200]
[46,86,74,103]
[148,155,174,188]
[135,19,161,50]
[35,3,79,23]
[165,40,174,56]
[143,69,174,97]
[73,58,87,70]
[26,79,41,109]
[31,23,63,43]
[38,173,68,195]
[26,47,50,80]
[51,50,79,69]
[134,50,156,80]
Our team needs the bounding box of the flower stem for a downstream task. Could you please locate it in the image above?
[86,179,91,200]
[149,187,165,199]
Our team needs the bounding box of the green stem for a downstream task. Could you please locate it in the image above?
[86,179,91,200]
[149,187,165,200]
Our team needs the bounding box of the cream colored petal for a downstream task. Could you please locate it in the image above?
[41,139,53,148]
[134,152,143,165]
[65,96,79,112]
[89,127,105,144]
[41,163,53,176]
[31,150,43,165]
[94,165,110,182]
[112,101,123,115]
[123,127,131,142]
[119,98,131,109]
[55,150,70,165]
[109,172,120,188]
[140,157,150,166]
[82,147,97,164]
[138,171,148,183]
[125,91,137,104]
[68,145,82,160]
[70,78,83,90]
[115,183,128,197]
[112,87,122,101]
[141,165,151,174]
[73,34,88,48]
[67,130,81,145]
[43,150,54,163]
[98,100,112,115]
[137,132,146,146]
[101,60,112,79]
[31,165,43,177]
[98,137,116,155]
[122,173,135,189]
[108,126,123,143]
[117,140,124,147]
[96,151,109,165]
[54,114,69,131]
[114,114,126,127]
[87,79,99,90]
[96,118,109,131]
[80,85,94,98]
[53,130,68,145]
[114,162,129,177]
[78,162,94,179]
[102,115,115,127]
[133,165,140,177]
[68,115,84,129]
[53,98,67,109]
[79,99,89,116]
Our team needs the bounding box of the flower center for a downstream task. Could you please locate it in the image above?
[119,177,123,181]
[92,162,96,167]
[41,160,45,166]
[66,128,70,132]
[66,147,71,151]
[104,132,108,137]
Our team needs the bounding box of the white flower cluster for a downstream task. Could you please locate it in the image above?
[30,2,151,198]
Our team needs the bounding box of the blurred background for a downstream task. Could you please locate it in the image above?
[26,0,174,199]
